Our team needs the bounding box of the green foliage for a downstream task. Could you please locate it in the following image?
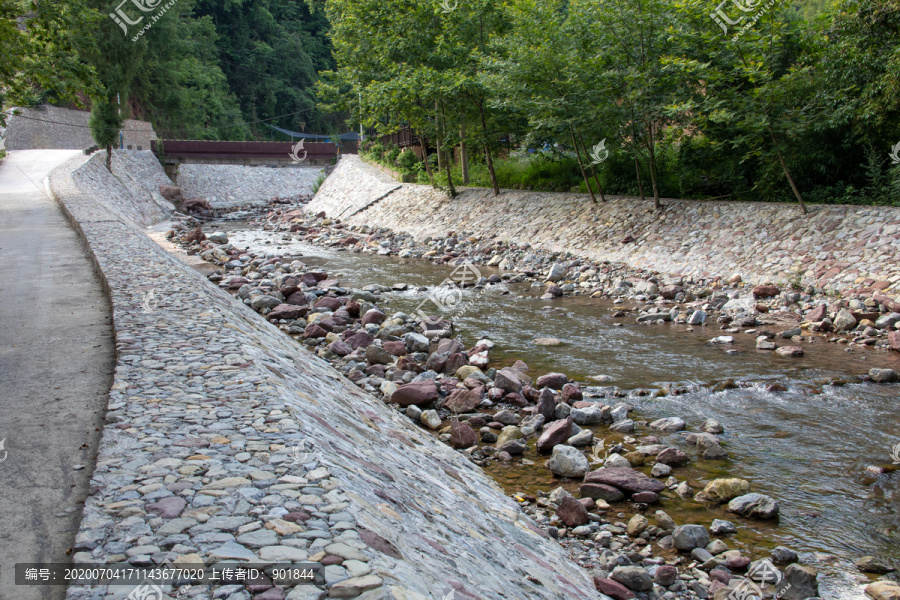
[396,150,420,174]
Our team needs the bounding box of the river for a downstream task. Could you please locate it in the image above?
[218,225,900,598]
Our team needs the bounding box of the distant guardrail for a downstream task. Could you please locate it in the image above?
[151,139,355,166]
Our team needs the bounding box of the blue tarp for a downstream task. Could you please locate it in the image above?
[266,123,360,141]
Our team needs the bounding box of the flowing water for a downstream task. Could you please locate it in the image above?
[218,226,900,598]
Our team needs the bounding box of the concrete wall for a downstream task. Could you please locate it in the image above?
[3,105,156,151]
[176,164,328,206]
[307,156,900,296]
[49,153,602,599]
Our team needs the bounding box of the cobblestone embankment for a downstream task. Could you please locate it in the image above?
[176,165,328,207]
[306,156,900,297]
[48,154,603,599]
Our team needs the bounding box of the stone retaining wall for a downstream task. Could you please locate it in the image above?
[306,156,900,296]
[49,154,602,599]
[3,105,156,151]
[176,165,328,207]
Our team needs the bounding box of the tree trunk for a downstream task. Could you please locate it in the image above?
[569,125,597,203]
[577,132,606,202]
[444,145,457,197]
[106,145,113,172]
[634,156,646,201]
[419,133,433,179]
[436,102,443,172]
[647,127,660,209]
[767,122,808,215]
[460,121,469,184]
[478,101,499,195]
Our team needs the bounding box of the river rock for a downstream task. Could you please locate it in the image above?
[688,310,707,325]
[855,556,896,573]
[889,331,900,352]
[672,524,710,551]
[579,483,625,502]
[867,581,900,600]
[610,566,653,592]
[538,387,556,422]
[494,368,524,393]
[495,425,523,448]
[627,514,649,537]
[771,547,799,565]
[403,332,430,353]
[698,436,728,460]
[775,345,804,357]
[537,417,572,453]
[701,419,724,434]
[710,519,736,535]
[267,304,310,321]
[653,565,678,586]
[344,331,374,349]
[366,345,393,365]
[869,368,900,383]
[536,372,568,389]
[568,429,593,447]
[303,323,328,338]
[547,445,589,478]
[727,493,780,519]
[361,308,386,325]
[655,447,689,467]
[610,419,634,432]
[391,380,439,406]
[561,383,582,403]
[649,417,686,432]
[593,577,636,600]
[420,410,442,429]
[753,284,780,298]
[833,308,857,331]
[695,478,750,503]
[583,467,665,494]
[604,453,631,468]
[449,422,477,449]
[572,404,605,425]
[313,296,341,311]
[779,563,819,600]
[650,463,671,477]
[444,387,483,413]
[556,495,589,527]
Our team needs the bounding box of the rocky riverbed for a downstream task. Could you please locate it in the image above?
[160,199,900,600]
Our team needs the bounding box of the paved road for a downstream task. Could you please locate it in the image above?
[0,150,115,600]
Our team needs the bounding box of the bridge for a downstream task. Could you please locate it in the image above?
[151,139,356,167]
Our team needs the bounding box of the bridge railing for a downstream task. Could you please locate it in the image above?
[151,139,348,165]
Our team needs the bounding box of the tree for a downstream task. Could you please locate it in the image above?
[89,96,123,171]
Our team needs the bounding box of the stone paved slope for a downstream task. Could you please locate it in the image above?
[49,154,602,599]
[176,165,327,207]
[306,156,900,296]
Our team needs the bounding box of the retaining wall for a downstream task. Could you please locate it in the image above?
[307,156,900,296]
[49,153,601,599]
[3,105,156,151]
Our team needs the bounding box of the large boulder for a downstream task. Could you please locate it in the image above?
[779,564,819,600]
[610,566,653,592]
[494,368,524,393]
[537,417,572,453]
[583,467,665,495]
[727,493,780,519]
[866,581,900,600]
[649,417,686,432]
[572,404,605,425]
[449,422,477,449]
[833,308,857,331]
[869,368,900,383]
[556,495,589,527]
[672,524,710,551]
[547,445,589,478]
[391,380,439,407]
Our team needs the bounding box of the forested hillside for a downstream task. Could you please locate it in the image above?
[1,0,899,205]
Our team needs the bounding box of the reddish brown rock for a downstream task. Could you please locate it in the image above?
[561,383,582,403]
[726,556,752,571]
[443,352,469,375]
[806,304,827,322]
[266,304,310,321]
[345,300,361,317]
[391,380,439,406]
[158,184,182,203]
[536,372,568,390]
[536,417,572,453]
[656,447,689,467]
[538,388,556,422]
[875,294,900,313]
[361,308,386,325]
[583,467,666,494]
[344,331,374,349]
[444,387,484,413]
[660,284,683,299]
[313,296,342,311]
[303,323,328,339]
[328,339,352,356]
[450,422,477,449]
[753,284,780,298]
[383,341,407,356]
[593,578,636,600]
[285,291,309,305]
[556,495,589,527]
[888,331,900,352]
[631,491,660,503]
[579,483,625,502]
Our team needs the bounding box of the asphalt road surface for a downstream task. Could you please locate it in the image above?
[0,150,115,600]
